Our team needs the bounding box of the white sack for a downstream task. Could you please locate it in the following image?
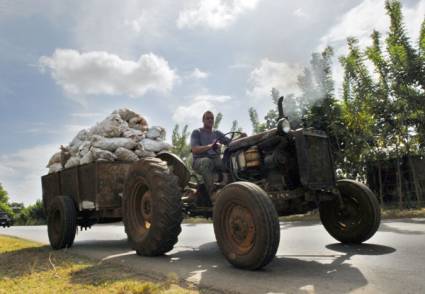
[115,147,139,162]
[91,135,137,152]
[128,116,148,131]
[113,108,140,122]
[78,141,92,157]
[134,149,156,158]
[48,162,62,173]
[123,128,144,140]
[80,149,94,165]
[47,151,62,167]
[146,126,166,140]
[64,156,80,168]
[140,138,171,152]
[70,129,89,147]
[91,147,117,161]
[89,114,128,138]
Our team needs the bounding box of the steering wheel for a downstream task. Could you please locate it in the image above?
[211,131,244,151]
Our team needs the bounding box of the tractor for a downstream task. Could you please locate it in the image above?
[122,96,381,270]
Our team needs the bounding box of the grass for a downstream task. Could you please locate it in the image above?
[279,207,425,222]
[183,207,425,224]
[0,235,197,294]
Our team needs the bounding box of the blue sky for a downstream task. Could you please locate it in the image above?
[0,0,424,205]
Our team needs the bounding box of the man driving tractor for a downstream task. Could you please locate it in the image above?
[190,110,245,198]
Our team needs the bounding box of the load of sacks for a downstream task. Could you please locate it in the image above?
[47,108,171,173]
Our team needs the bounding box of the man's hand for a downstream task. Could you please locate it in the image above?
[211,141,222,151]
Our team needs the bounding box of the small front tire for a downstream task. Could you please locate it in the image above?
[320,179,381,244]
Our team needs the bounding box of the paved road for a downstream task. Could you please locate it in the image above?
[2,219,425,294]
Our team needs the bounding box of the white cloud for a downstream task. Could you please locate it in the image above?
[293,8,307,18]
[172,94,232,124]
[319,0,425,51]
[0,144,59,205]
[318,0,425,96]
[247,58,303,98]
[39,49,177,98]
[187,68,209,79]
[177,0,260,29]
[318,0,388,51]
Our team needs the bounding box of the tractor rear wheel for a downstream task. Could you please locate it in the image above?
[320,179,381,244]
[123,158,183,256]
[47,195,77,249]
[213,182,280,270]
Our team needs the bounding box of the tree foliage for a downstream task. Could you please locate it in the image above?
[14,200,46,225]
[0,183,13,216]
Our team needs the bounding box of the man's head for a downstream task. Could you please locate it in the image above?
[202,110,214,130]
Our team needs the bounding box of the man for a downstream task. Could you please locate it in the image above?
[190,111,231,196]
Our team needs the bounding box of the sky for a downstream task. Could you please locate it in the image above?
[0,0,424,205]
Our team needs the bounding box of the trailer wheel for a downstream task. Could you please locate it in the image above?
[213,182,280,270]
[47,196,77,249]
[320,179,381,244]
[123,158,183,256]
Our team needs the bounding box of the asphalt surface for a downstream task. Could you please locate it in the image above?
[1,219,425,294]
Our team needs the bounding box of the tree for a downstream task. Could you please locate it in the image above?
[231,120,243,132]
[0,183,13,216]
[214,112,223,129]
[339,37,376,179]
[171,124,192,167]
[248,107,267,134]
[296,47,345,172]
[9,202,24,215]
[14,200,46,225]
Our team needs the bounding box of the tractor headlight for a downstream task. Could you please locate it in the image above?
[277,118,291,135]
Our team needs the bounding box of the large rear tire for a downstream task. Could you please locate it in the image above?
[213,182,280,270]
[320,179,381,244]
[47,196,77,249]
[123,158,183,256]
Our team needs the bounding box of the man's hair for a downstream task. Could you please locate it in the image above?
[202,110,214,120]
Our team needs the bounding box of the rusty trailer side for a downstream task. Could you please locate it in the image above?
[42,162,131,222]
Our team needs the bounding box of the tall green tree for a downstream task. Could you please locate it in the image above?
[249,107,267,134]
[0,183,13,216]
[171,124,192,167]
[297,47,345,170]
[213,112,223,129]
[230,120,243,132]
[339,37,376,178]
[383,0,425,206]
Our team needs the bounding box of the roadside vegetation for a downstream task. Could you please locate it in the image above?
[0,235,196,294]
[173,0,425,210]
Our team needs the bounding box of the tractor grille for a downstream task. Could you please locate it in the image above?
[294,129,336,190]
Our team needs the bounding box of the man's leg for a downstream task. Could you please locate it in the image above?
[193,157,215,195]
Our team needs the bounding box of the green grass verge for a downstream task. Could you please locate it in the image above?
[0,235,197,294]
[183,208,425,224]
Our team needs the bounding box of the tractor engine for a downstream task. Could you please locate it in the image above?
[223,127,336,215]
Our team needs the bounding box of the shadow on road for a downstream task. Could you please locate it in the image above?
[326,243,396,256]
[112,241,389,294]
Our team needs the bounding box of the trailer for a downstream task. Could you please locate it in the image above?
[42,161,131,249]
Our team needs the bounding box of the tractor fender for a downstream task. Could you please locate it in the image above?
[156,151,191,189]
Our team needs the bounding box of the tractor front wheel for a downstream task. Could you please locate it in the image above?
[213,182,280,270]
[320,179,381,244]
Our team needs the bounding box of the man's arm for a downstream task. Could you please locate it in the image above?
[190,129,214,155]
[191,144,214,155]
